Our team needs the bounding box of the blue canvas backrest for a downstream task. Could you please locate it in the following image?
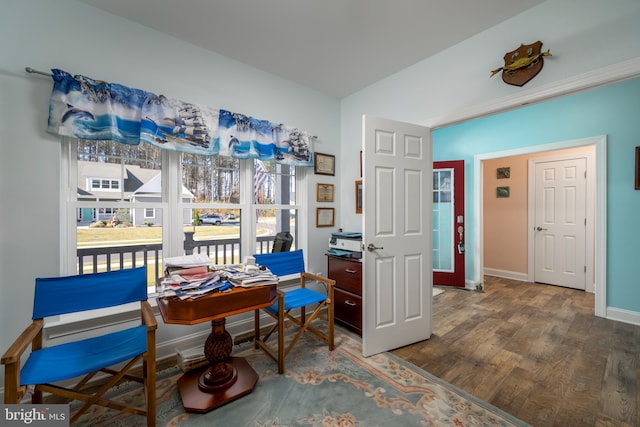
[32,267,148,320]
[253,249,305,277]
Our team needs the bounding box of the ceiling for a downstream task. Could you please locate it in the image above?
[80,0,544,98]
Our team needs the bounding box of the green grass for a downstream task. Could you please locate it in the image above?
[77,225,242,246]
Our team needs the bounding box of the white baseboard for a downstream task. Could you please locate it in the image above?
[483,268,529,282]
[465,279,480,290]
[606,307,640,327]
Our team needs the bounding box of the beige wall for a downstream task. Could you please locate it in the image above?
[482,146,594,276]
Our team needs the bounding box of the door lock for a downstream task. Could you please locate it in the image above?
[367,243,384,252]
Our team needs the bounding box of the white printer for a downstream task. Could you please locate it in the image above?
[327,232,362,259]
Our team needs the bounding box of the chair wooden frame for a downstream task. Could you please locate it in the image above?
[1,267,157,426]
[253,251,335,374]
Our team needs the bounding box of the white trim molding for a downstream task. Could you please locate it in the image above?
[607,307,640,327]
[483,268,529,283]
[428,57,640,129]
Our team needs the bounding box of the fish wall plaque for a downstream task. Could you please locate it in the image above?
[490,41,552,86]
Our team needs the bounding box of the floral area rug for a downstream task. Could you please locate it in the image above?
[71,327,529,426]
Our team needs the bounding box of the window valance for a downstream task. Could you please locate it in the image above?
[46,69,314,166]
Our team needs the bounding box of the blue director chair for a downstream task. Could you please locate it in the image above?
[253,250,335,374]
[1,267,157,426]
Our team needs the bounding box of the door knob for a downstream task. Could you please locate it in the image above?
[367,243,383,252]
[536,226,548,231]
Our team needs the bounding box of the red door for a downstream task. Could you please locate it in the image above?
[433,160,465,287]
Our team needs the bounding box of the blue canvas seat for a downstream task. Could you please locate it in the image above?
[253,250,335,374]
[1,267,157,426]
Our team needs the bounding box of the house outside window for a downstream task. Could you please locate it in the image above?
[64,138,304,293]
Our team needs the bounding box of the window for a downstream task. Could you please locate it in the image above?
[65,139,304,295]
[253,160,298,253]
[67,139,164,291]
[88,179,120,191]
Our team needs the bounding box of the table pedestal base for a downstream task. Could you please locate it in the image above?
[177,357,259,413]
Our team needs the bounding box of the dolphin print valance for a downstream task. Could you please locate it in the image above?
[47,69,314,166]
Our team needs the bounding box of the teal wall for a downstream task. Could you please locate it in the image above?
[433,77,640,313]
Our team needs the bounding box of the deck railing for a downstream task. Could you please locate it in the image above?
[77,234,277,286]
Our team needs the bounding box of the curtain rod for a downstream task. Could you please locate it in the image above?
[25,67,52,77]
[25,66,318,139]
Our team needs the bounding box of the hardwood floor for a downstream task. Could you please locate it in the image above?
[391,276,640,427]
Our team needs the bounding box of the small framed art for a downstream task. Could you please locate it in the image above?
[316,183,334,202]
[355,180,362,214]
[496,186,510,198]
[314,152,335,176]
[316,208,335,227]
[497,167,510,179]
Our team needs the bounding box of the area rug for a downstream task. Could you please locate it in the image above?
[71,328,528,426]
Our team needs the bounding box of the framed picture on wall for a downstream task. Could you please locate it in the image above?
[316,183,334,202]
[314,152,335,176]
[355,180,362,214]
[496,186,510,198]
[316,208,335,227]
[497,167,510,179]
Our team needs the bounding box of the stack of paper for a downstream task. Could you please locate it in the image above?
[164,253,212,269]
[164,271,229,300]
[226,268,279,287]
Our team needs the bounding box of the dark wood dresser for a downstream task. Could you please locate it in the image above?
[327,255,362,336]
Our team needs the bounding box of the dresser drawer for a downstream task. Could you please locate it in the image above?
[333,288,362,335]
[328,257,362,295]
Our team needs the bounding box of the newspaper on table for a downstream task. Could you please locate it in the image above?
[161,257,278,299]
[164,271,230,300]
[225,268,279,287]
[164,253,212,269]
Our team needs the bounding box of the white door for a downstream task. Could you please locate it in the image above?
[362,115,432,357]
[533,157,587,289]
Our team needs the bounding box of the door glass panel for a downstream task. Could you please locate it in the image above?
[433,169,454,272]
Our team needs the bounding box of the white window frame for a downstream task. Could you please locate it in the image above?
[56,137,307,327]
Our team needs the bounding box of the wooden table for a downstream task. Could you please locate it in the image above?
[157,284,277,413]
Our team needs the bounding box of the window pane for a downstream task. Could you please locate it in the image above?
[254,160,295,205]
[77,206,163,292]
[185,208,241,265]
[253,160,297,254]
[75,140,164,292]
[255,208,297,254]
[182,154,240,203]
[77,140,163,203]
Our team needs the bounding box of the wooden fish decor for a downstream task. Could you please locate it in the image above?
[491,41,552,86]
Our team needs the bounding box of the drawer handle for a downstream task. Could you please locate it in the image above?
[344,269,357,274]
[345,300,357,306]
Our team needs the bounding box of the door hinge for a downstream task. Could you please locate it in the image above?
[584,266,587,273]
